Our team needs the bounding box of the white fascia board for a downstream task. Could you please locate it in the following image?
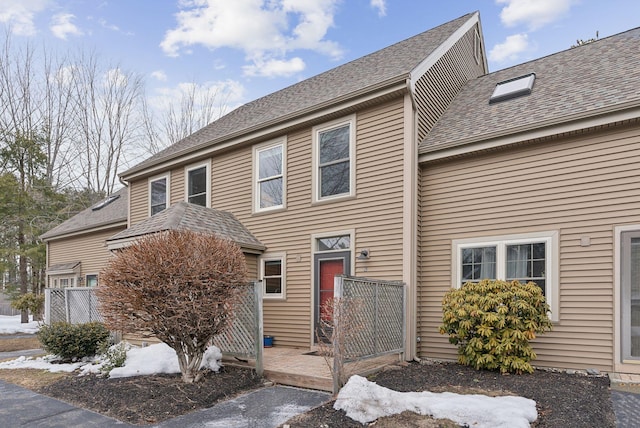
[409,12,480,92]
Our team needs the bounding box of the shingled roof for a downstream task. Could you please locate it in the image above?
[122,12,476,178]
[40,187,128,240]
[419,27,640,157]
[106,202,265,252]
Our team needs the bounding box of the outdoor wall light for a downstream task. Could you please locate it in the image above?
[357,249,370,260]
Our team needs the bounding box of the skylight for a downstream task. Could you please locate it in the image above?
[92,194,120,211]
[489,73,536,104]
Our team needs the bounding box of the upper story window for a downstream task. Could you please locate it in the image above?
[313,116,355,202]
[185,161,210,207]
[254,140,285,212]
[453,231,558,321]
[149,174,169,216]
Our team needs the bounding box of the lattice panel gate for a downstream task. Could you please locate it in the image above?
[336,276,405,362]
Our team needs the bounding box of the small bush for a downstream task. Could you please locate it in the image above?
[37,322,110,361]
[440,279,552,374]
[11,292,44,316]
[99,342,129,376]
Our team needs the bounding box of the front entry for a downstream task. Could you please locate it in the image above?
[621,231,640,361]
[314,251,350,341]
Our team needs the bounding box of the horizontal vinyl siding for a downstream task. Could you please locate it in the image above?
[210,98,406,348]
[129,180,147,226]
[48,227,125,279]
[419,122,640,371]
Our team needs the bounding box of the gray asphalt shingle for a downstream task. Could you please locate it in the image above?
[107,202,265,251]
[40,187,128,240]
[122,13,476,177]
[419,27,640,155]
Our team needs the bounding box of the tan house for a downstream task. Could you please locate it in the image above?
[41,187,127,288]
[417,26,640,374]
[42,11,640,375]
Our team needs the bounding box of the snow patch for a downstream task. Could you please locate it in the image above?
[0,315,39,334]
[334,375,538,427]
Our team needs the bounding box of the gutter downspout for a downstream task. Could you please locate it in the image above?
[402,77,418,361]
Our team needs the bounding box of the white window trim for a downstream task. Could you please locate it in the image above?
[252,138,286,213]
[85,274,98,287]
[148,173,170,216]
[184,160,211,208]
[311,115,356,204]
[259,252,286,300]
[452,231,559,322]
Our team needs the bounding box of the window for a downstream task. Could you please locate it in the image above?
[186,162,210,207]
[317,235,351,252]
[313,117,355,202]
[489,73,536,104]
[92,194,120,211]
[260,254,285,299]
[86,274,98,287]
[149,175,169,216]
[453,231,558,321]
[254,141,285,211]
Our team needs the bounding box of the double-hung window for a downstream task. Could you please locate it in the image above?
[254,141,285,211]
[313,116,355,202]
[149,175,169,216]
[260,254,285,299]
[453,231,558,321]
[186,162,210,207]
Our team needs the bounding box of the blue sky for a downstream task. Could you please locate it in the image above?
[1,0,639,113]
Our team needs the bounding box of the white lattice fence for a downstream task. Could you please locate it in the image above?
[336,276,405,361]
[44,288,103,324]
[212,281,263,375]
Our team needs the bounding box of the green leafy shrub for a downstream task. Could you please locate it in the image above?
[98,342,129,376]
[11,292,44,316]
[37,322,110,361]
[440,279,553,374]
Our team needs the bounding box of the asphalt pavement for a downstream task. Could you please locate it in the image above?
[0,378,330,428]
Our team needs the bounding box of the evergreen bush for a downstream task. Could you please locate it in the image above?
[440,279,553,374]
[37,321,110,361]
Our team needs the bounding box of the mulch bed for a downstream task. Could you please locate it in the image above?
[33,359,615,427]
[285,360,615,427]
[38,366,262,425]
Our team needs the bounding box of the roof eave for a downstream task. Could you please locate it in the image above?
[121,77,409,181]
[40,219,128,242]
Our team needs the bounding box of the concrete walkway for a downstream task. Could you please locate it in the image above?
[0,379,330,428]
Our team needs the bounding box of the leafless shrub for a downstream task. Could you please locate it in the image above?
[97,230,247,383]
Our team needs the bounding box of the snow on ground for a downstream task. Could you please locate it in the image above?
[108,342,222,378]
[335,375,538,428]
[0,315,39,334]
[0,342,223,378]
[1,322,538,427]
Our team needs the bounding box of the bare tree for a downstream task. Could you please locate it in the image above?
[98,230,248,383]
[140,82,230,156]
[69,51,145,194]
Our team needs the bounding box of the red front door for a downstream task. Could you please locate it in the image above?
[319,259,344,321]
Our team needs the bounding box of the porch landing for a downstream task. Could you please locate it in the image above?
[225,347,401,392]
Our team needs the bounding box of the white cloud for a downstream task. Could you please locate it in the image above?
[160,0,343,78]
[151,70,168,82]
[370,0,386,17]
[50,13,83,40]
[243,56,305,77]
[0,0,51,36]
[489,33,529,62]
[104,68,129,88]
[496,0,575,30]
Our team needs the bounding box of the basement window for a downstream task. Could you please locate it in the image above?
[489,73,536,104]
